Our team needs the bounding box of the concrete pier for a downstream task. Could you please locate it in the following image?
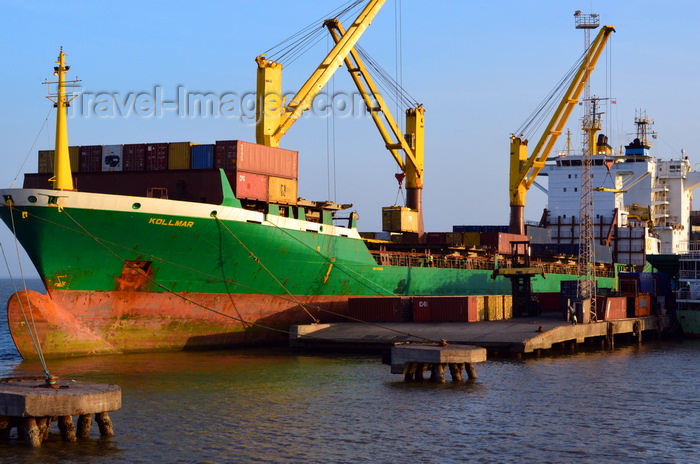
[0,377,121,447]
[389,344,487,383]
[290,314,674,355]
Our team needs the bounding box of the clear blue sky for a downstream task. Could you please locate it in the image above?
[1,0,699,277]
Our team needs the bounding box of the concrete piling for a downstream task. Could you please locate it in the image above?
[0,377,121,447]
[390,344,487,384]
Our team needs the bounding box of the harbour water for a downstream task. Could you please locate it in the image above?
[1,278,699,463]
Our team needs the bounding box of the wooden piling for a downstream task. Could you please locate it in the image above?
[465,363,477,380]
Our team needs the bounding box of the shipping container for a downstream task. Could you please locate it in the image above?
[145,143,168,171]
[382,206,419,233]
[503,295,513,319]
[69,146,80,172]
[425,232,447,244]
[123,144,146,171]
[214,140,238,170]
[411,296,479,322]
[102,145,123,172]
[481,232,529,255]
[475,296,486,321]
[597,296,627,320]
[215,140,298,178]
[347,296,408,322]
[453,225,508,233]
[168,142,196,170]
[534,292,562,312]
[191,144,215,169]
[628,293,652,317]
[79,145,103,172]
[23,170,228,204]
[485,295,504,321]
[38,150,54,173]
[268,176,298,205]
[232,171,268,201]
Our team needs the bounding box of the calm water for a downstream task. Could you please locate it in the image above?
[0,278,699,463]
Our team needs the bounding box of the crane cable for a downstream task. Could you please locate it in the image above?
[514,46,593,142]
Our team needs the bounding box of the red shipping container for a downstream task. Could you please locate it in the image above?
[79,145,102,172]
[123,144,146,171]
[412,296,475,322]
[215,140,298,178]
[232,171,268,201]
[597,296,627,320]
[347,296,405,322]
[481,232,529,255]
[145,143,168,171]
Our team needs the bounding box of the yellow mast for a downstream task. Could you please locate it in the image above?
[47,48,75,190]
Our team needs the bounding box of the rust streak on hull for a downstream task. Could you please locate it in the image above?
[8,290,349,359]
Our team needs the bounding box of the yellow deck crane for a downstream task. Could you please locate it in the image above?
[509,25,615,236]
[255,0,425,236]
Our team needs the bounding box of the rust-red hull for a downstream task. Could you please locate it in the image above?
[7,290,348,359]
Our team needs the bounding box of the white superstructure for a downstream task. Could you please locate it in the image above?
[539,116,700,266]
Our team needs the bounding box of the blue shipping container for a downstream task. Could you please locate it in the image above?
[191,144,215,169]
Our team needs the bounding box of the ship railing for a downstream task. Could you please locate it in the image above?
[677,240,700,256]
[368,251,615,277]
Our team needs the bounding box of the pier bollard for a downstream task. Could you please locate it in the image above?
[77,414,92,439]
[449,363,464,382]
[21,417,42,448]
[58,416,77,442]
[465,363,477,380]
[430,363,446,383]
[95,412,114,438]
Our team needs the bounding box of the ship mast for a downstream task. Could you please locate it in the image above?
[45,48,79,190]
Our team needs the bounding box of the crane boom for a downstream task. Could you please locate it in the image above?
[325,19,424,232]
[256,0,386,148]
[509,25,615,235]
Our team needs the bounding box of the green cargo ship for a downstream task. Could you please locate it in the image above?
[0,178,617,358]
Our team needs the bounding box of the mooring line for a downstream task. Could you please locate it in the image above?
[212,214,320,323]
[4,206,50,377]
[264,216,398,296]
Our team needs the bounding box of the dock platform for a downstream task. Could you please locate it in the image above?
[0,377,121,447]
[291,314,673,355]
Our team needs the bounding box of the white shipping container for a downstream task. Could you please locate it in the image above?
[102,145,123,172]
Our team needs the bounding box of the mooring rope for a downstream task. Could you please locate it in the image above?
[262,216,398,296]
[3,206,50,378]
[212,213,320,323]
